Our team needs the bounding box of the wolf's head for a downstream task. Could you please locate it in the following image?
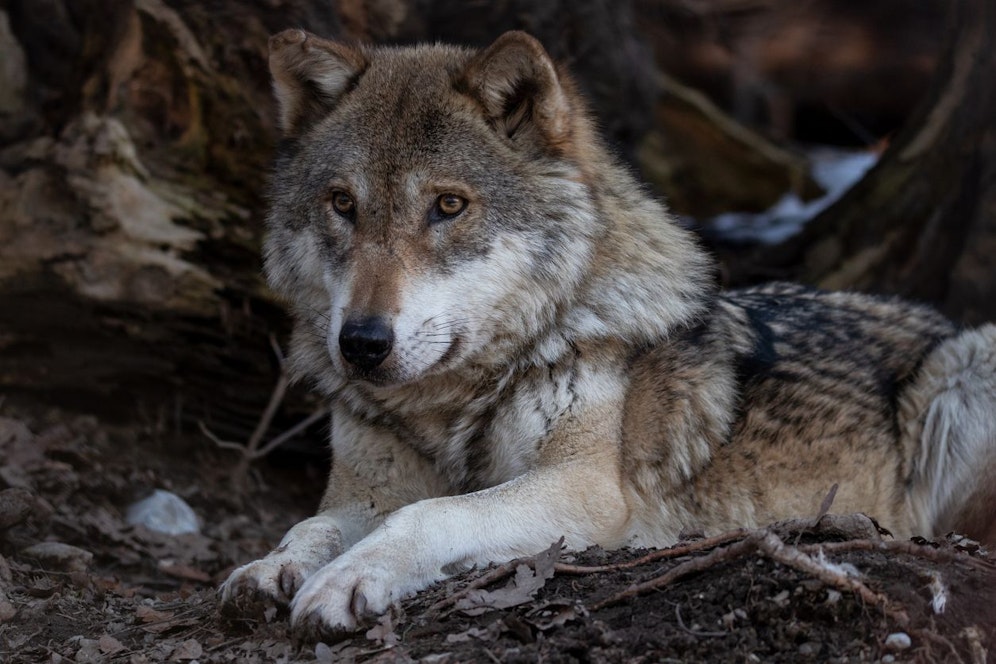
[264,30,711,391]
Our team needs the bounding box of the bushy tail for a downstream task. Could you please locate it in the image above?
[901,324,996,545]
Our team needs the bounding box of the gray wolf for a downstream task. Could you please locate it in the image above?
[220,29,996,636]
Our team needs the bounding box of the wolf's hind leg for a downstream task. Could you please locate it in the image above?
[901,324,996,545]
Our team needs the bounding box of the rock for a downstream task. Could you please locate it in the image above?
[0,487,34,529]
[0,597,15,622]
[21,542,94,572]
[798,642,821,656]
[126,489,200,535]
[884,632,912,651]
[0,552,11,584]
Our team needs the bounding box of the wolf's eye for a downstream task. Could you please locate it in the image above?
[329,190,356,218]
[433,194,467,220]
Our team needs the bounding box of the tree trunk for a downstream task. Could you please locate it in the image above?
[721,0,995,325]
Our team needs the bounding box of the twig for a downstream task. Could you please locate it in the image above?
[242,334,291,462]
[197,334,328,492]
[554,529,748,575]
[673,603,727,638]
[255,406,330,458]
[556,510,877,577]
[593,527,910,629]
[592,536,758,610]
[754,531,906,626]
[197,421,243,452]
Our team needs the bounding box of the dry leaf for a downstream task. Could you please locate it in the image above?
[455,540,560,615]
[99,633,126,654]
[171,638,202,661]
[135,604,173,624]
[365,612,399,647]
[158,559,211,583]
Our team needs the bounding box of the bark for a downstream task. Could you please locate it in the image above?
[0,0,332,438]
[722,0,996,325]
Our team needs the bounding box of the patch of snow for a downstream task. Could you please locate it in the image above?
[702,148,878,244]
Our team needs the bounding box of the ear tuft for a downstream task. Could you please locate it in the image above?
[268,29,367,134]
[462,31,571,147]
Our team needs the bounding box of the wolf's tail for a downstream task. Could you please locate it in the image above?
[901,324,996,546]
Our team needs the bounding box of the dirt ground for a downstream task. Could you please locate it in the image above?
[0,408,994,663]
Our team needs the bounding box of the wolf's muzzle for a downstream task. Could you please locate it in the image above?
[339,317,394,371]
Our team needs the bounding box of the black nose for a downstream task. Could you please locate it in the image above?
[338,317,394,370]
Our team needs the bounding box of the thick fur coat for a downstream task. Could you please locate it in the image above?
[221,29,996,636]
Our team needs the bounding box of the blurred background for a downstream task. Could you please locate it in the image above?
[0,0,993,449]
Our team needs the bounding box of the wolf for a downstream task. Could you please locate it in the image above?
[220,29,996,636]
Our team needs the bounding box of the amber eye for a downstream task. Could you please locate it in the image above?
[436,194,467,218]
[329,190,356,218]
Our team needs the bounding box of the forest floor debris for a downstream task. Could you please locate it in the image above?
[0,409,994,663]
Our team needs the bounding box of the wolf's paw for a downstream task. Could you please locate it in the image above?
[219,555,316,612]
[289,555,395,638]
[290,539,440,639]
[218,516,344,615]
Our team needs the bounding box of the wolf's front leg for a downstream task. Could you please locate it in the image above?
[220,412,447,611]
[291,404,630,637]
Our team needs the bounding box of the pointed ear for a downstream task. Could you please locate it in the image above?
[268,29,367,134]
[461,31,571,148]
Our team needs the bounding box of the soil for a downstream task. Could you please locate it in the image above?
[1,408,994,663]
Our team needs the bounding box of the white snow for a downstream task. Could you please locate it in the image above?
[702,148,878,244]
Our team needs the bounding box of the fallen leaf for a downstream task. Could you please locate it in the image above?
[527,600,587,631]
[365,612,399,647]
[135,604,174,624]
[445,624,500,644]
[171,638,202,661]
[455,541,559,615]
[99,633,126,654]
[158,559,211,583]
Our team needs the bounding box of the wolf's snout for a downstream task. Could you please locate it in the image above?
[339,317,394,370]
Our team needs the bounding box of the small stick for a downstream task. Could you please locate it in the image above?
[243,334,291,460]
[254,406,329,459]
[198,335,327,492]
[592,537,758,610]
[673,603,727,638]
[554,529,748,575]
[594,528,910,629]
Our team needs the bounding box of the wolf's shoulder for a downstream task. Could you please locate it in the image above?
[721,282,954,337]
[711,282,956,393]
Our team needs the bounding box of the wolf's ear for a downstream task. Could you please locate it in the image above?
[461,31,571,149]
[268,29,367,135]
